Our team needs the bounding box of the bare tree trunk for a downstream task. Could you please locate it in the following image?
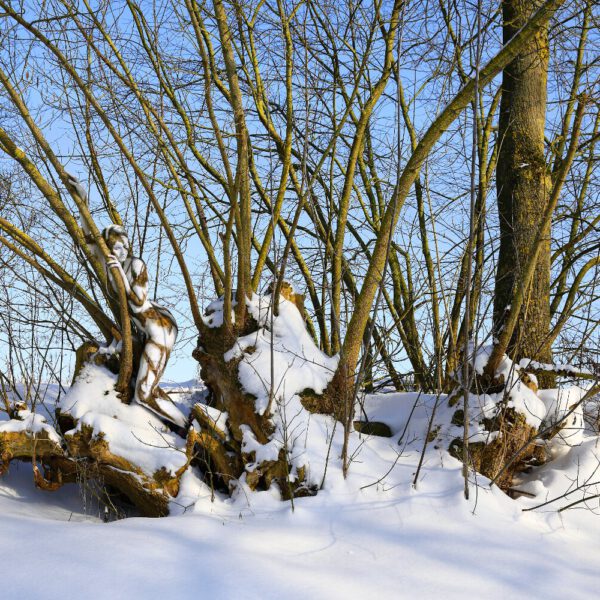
[493,0,552,383]
[213,0,253,325]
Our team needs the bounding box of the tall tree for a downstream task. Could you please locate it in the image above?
[493,0,552,373]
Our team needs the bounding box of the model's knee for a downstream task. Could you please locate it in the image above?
[136,372,154,402]
[144,342,165,366]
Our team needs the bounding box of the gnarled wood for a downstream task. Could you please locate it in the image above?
[449,406,544,490]
[0,429,65,475]
[192,318,311,497]
[65,424,176,517]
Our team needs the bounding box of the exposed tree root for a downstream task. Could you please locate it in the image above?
[192,319,312,498]
[449,406,545,490]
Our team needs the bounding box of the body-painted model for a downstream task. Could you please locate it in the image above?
[69,175,185,427]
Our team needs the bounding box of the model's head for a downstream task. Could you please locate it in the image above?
[103,225,130,263]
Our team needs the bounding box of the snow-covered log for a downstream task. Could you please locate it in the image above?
[0,408,65,477]
[56,358,192,516]
[0,346,195,517]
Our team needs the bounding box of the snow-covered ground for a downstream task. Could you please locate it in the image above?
[2,386,600,599]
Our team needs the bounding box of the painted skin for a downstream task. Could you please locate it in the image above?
[68,174,184,426]
[105,232,185,427]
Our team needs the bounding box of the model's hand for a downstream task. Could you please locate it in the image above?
[107,254,126,277]
[66,173,89,205]
[107,256,132,293]
[107,254,124,272]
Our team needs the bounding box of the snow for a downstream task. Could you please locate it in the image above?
[60,363,163,427]
[241,424,281,464]
[519,358,593,376]
[203,297,235,328]
[0,408,61,444]
[2,387,600,599]
[473,343,493,375]
[1,335,599,598]
[69,411,187,476]
[506,379,547,427]
[538,386,588,455]
[59,363,188,477]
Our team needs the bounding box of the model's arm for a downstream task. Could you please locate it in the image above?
[106,257,148,307]
[67,174,103,263]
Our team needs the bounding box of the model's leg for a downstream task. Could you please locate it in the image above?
[135,340,165,405]
[135,328,184,426]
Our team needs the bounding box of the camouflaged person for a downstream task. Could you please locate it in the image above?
[68,175,185,428]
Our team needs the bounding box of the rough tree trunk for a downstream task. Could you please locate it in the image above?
[494,0,553,385]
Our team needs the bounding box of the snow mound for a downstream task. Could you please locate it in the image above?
[59,363,188,477]
[538,386,587,455]
[225,295,339,416]
[2,385,600,599]
[518,436,600,513]
[223,294,339,483]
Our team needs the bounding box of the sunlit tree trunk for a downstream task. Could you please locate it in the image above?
[493,0,552,378]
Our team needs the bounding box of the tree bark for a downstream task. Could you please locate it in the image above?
[493,0,552,380]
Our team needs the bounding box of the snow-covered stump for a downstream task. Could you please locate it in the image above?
[448,370,545,491]
[191,312,299,498]
[192,292,338,499]
[55,358,191,517]
[448,348,565,491]
[449,405,544,490]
